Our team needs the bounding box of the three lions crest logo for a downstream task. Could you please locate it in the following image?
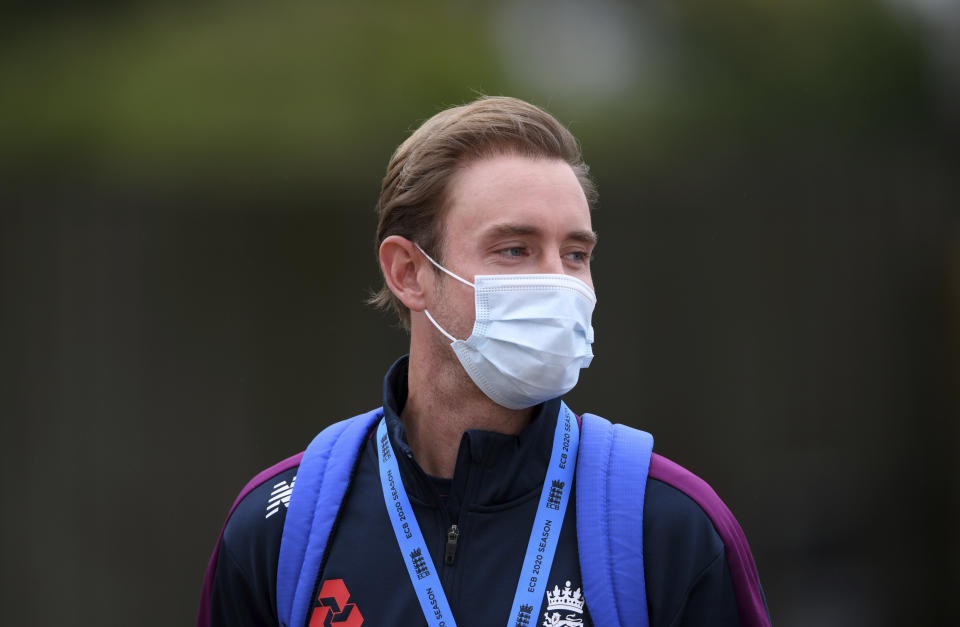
[542,581,584,627]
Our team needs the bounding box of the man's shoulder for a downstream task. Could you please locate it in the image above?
[642,459,727,564]
[200,454,305,627]
[220,454,303,551]
[222,412,379,544]
[644,452,751,554]
[579,416,726,546]
[642,452,769,626]
[644,453,728,545]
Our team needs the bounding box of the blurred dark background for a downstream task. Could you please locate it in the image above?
[1,0,957,625]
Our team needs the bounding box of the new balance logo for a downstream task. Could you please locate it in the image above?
[265,477,296,519]
[515,603,534,626]
[410,548,431,580]
[546,480,565,511]
[310,579,363,627]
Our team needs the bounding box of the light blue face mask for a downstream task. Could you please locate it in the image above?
[416,245,596,410]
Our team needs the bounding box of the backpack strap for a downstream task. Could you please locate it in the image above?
[576,413,654,627]
[276,407,383,627]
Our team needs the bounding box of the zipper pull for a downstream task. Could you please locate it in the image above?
[444,524,460,566]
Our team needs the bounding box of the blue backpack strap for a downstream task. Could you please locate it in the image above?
[576,413,654,627]
[276,407,383,627]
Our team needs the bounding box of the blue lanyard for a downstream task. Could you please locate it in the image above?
[375,402,579,627]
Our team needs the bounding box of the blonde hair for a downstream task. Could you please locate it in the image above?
[371,96,596,329]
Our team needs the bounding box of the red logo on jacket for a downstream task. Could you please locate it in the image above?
[310,579,363,627]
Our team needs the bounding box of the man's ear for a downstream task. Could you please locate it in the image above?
[379,235,430,312]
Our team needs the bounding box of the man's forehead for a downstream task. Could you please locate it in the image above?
[441,155,594,243]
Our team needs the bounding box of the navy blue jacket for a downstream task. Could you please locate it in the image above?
[200,357,757,626]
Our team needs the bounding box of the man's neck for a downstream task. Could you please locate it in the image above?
[400,349,533,479]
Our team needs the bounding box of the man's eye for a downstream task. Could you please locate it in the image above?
[567,251,591,263]
[501,247,526,257]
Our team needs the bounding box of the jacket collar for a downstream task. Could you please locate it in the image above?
[380,355,562,510]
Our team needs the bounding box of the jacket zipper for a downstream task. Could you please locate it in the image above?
[444,524,460,565]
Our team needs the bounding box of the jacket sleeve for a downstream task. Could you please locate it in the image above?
[669,547,743,626]
[206,535,278,627]
[198,461,300,627]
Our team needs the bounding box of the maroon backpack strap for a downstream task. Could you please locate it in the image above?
[648,453,770,627]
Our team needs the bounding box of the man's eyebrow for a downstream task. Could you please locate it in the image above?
[483,223,599,246]
[483,223,541,239]
[568,230,599,246]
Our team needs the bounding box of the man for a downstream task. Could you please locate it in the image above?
[198,96,770,627]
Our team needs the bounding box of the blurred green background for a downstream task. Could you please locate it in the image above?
[1,0,957,624]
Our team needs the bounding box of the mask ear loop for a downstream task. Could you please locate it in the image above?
[423,310,458,342]
[415,244,472,342]
[415,244,474,288]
